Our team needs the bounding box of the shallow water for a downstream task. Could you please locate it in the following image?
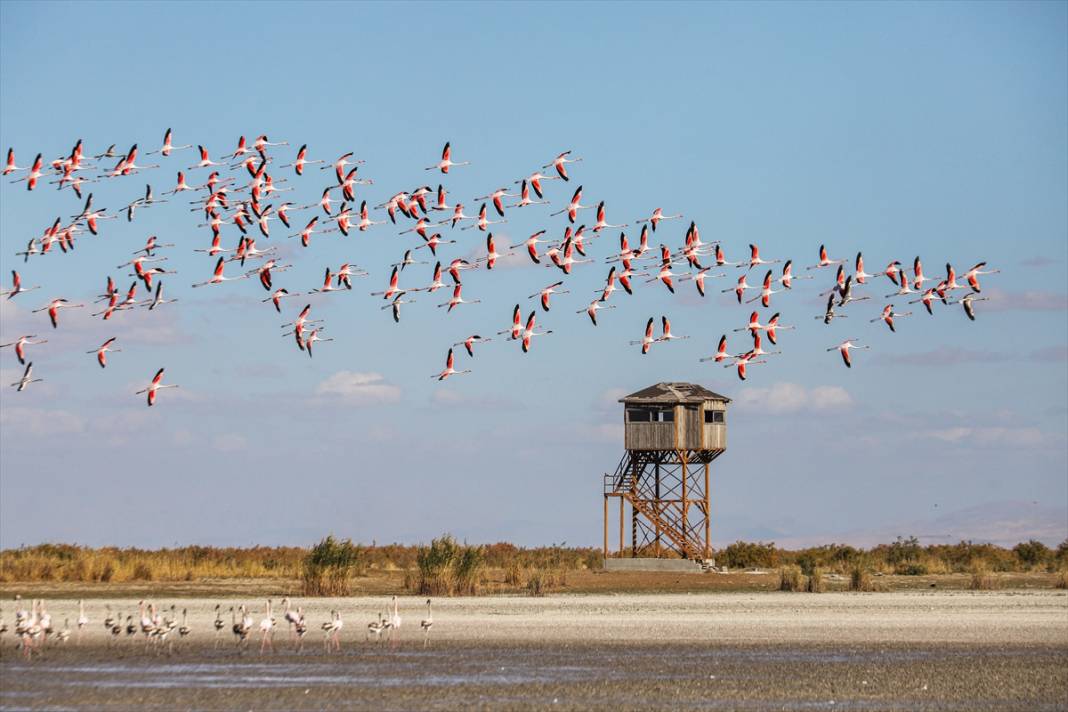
[2,641,1065,711]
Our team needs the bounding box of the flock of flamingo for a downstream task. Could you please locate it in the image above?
[2,594,432,659]
[1,132,998,399]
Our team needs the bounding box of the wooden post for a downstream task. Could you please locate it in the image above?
[704,461,711,559]
[680,450,688,557]
[619,496,624,557]
[603,495,609,561]
[654,460,661,558]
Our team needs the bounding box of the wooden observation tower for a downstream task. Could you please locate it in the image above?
[603,383,729,563]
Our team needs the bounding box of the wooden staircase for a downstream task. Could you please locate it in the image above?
[604,453,706,560]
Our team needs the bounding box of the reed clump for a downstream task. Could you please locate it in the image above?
[969,564,998,591]
[779,565,804,592]
[412,534,485,596]
[302,536,364,596]
[1054,570,1068,590]
[806,568,826,593]
[526,568,567,596]
[850,566,877,592]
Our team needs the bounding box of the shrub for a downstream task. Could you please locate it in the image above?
[779,565,804,592]
[1013,540,1052,569]
[895,563,929,576]
[850,566,876,592]
[1055,571,1068,590]
[505,561,526,587]
[721,541,779,569]
[302,536,363,596]
[807,568,826,593]
[412,534,485,596]
[970,564,997,591]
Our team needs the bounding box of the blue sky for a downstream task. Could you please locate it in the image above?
[1,1,1065,550]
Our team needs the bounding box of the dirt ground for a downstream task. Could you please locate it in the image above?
[1,590,1065,710]
[1,569,1061,599]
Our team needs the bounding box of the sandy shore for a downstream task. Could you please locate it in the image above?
[2,591,1066,710]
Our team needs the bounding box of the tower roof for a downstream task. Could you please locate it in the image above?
[619,382,731,405]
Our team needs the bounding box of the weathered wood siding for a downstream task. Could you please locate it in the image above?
[681,406,701,450]
[624,422,676,450]
[702,423,727,450]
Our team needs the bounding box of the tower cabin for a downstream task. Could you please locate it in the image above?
[621,382,727,451]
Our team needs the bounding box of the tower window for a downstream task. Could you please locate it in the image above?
[704,410,725,423]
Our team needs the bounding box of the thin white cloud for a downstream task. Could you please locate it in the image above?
[213,433,248,452]
[315,371,401,405]
[733,382,852,415]
[0,407,87,437]
[923,426,1051,448]
[984,288,1068,313]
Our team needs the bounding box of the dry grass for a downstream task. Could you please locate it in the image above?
[850,567,878,592]
[3,538,1065,592]
[779,565,804,592]
[807,568,826,593]
[970,565,998,591]
[1055,571,1068,590]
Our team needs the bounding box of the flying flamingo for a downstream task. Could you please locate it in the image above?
[438,284,481,312]
[632,317,657,355]
[837,275,871,307]
[589,201,627,232]
[870,304,912,332]
[658,316,689,344]
[0,335,47,365]
[530,281,569,311]
[145,281,178,310]
[521,311,552,353]
[723,352,766,381]
[961,263,999,292]
[955,291,989,321]
[699,335,734,363]
[462,203,506,231]
[370,267,406,300]
[511,179,550,208]
[88,337,121,368]
[497,304,524,340]
[746,269,783,307]
[807,244,846,271]
[433,348,471,380]
[382,294,416,323]
[909,288,939,315]
[10,363,42,391]
[1,271,40,300]
[722,274,754,303]
[829,339,870,368]
[33,298,85,328]
[147,128,192,156]
[743,243,781,271]
[775,260,810,290]
[425,142,470,173]
[189,146,225,170]
[3,148,29,175]
[356,201,384,231]
[817,293,847,324]
[280,144,324,175]
[579,299,616,325]
[9,153,43,190]
[303,329,333,358]
[544,150,583,180]
[474,187,516,217]
[452,335,490,357]
[191,257,251,287]
[136,368,178,406]
[632,207,681,232]
[512,230,549,264]
[550,185,593,223]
